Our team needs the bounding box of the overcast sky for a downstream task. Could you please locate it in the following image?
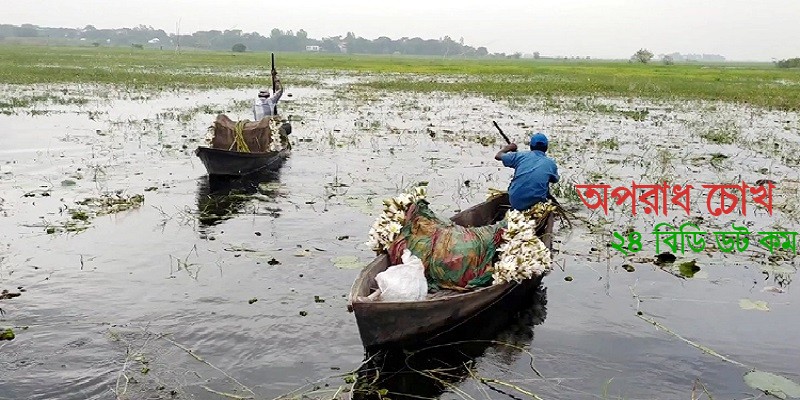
[5,0,799,61]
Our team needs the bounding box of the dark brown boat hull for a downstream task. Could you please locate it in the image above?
[195,146,289,177]
[349,194,554,348]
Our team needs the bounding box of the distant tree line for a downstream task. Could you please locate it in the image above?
[0,23,507,57]
[775,58,800,68]
[631,48,730,65]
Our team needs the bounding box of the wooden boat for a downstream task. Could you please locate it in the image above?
[195,146,289,177]
[196,114,291,177]
[347,193,554,349]
[348,286,548,400]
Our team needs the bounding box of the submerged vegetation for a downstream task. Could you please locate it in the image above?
[1,44,800,110]
[44,193,145,234]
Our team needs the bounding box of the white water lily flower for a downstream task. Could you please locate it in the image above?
[387,221,402,234]
[396,193,413,206]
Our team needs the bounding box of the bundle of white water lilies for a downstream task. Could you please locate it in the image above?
[366,186,555,286]
[366,186,427,252]
[492,202,555,285]
[268,119,285,152]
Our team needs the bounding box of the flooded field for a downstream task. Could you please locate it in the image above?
[1,74,799,400]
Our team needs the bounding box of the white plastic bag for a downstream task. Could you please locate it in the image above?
[374,249,428,301]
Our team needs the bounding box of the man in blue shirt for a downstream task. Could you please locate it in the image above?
[495,132,560,211]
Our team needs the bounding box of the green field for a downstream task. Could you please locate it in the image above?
[1,44,799,110]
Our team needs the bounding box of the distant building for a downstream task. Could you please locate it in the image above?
[305,45,320,52]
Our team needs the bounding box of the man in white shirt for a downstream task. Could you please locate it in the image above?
[253,74,283,120]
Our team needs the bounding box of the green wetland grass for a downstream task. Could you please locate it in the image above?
[1,44,799,110]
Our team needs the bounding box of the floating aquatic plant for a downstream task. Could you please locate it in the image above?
[45,193,145,234]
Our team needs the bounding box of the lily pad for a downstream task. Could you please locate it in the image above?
[654,252,677,266]
[744,370,800,399]
[333,256,364,269]
[0,328,14,341]
[677,260,700,278]
[739,299,770,311]
[622,264,635,272]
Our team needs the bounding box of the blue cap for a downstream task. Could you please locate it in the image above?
[529,132,548,149]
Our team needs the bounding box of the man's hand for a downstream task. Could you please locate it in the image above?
[502,143,518,152]
[495,142,518,161]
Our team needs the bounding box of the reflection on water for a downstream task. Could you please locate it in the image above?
[351,285,548,400]
[195,171,284,226]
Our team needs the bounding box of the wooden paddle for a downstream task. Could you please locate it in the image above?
[271,53,278,115]
[492,120,511,144]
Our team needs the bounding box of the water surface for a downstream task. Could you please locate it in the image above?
[0,81,798,399]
